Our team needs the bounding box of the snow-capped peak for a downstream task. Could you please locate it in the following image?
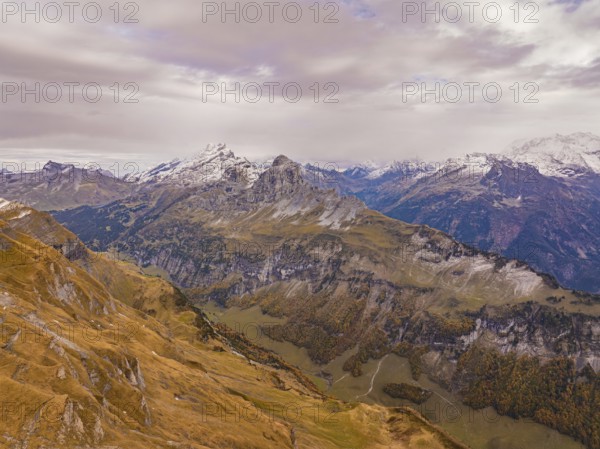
[137,143,264,186]
[365,163,394,180]
[504,132,600,178]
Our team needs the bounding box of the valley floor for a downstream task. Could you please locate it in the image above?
[203,302,586,449]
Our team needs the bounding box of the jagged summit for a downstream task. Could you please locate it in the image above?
[252,154,309,203]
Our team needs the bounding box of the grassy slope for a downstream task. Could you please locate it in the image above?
[0,204,466,449]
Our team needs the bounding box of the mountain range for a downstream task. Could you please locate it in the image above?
[2,132,600,448]
[4,133,597,293]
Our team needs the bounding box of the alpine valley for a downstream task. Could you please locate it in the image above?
[0,200,467,449]
[2,134,600,449]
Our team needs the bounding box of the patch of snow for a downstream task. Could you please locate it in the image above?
[577,248,588,260]
[365,164,393,180]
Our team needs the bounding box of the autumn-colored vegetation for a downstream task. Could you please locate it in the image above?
[456,347,600,449]
[342,328,391,377]
[383,383,433,404]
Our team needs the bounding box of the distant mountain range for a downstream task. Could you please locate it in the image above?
[305,133,600,293]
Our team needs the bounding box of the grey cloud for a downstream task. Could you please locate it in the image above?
[0,0,598,166]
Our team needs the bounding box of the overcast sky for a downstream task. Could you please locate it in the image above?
[0,0,598,169]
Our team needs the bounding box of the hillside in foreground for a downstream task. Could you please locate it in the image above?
[0,198,467,449]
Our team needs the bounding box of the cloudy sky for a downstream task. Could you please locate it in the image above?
[0,0,598,169]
